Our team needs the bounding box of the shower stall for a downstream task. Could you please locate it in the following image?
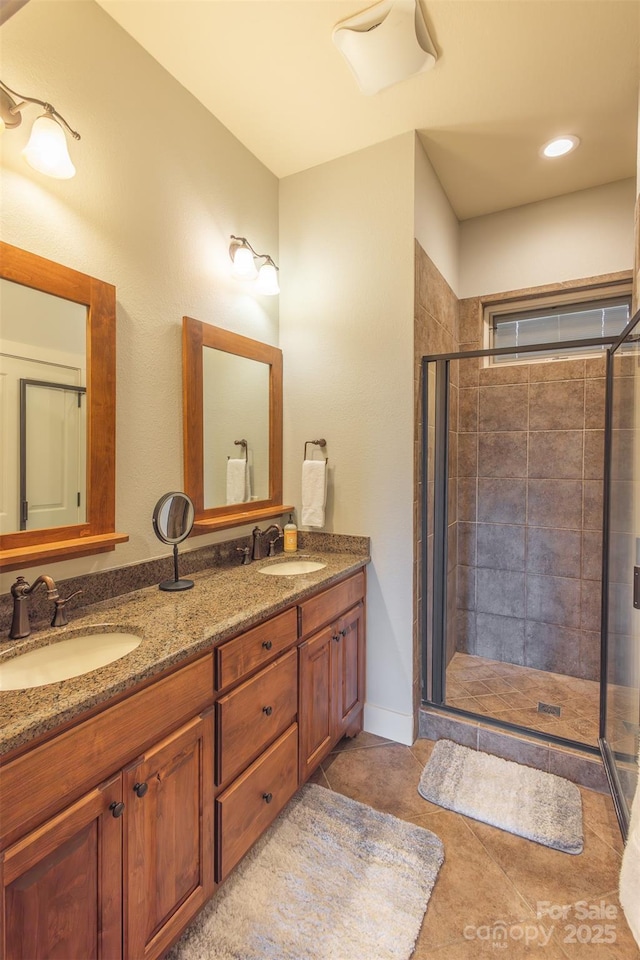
[421,312,640,835]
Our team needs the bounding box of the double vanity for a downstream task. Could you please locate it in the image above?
[0,544,369,960]
[0,243,365,959]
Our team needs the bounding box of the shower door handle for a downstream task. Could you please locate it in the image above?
[634,567,640,610]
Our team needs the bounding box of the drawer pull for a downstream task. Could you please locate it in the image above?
[133,781,148,798]
[262,792,273,804]
[340,629,347,637]
[109,801,125,818]
[262,640,273,650]
[332,634,340,643]
[262,705,273,716]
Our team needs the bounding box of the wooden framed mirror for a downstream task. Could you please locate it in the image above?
[182,317,292,532]
[0,242,128,571]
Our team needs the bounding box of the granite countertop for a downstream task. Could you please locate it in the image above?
[0,548,369,758]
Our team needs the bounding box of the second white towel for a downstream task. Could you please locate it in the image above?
[301,459,327,528]
[226,458,251,505]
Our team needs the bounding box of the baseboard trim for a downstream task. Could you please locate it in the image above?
[363,702,413,746]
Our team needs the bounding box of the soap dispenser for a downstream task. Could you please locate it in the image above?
[284,514,298,553]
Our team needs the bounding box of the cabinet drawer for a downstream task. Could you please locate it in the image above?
[0,654,214,849]
[217,649,297,786]
[216,723,298,882]
[216,607,297,690]
[298,571,365,638]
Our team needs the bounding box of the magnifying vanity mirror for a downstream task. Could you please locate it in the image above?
[152,491,195,591]
[0,242,128,571]
[182,317,292,532]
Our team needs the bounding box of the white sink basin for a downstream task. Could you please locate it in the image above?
[258,560,327,577]
[0,631,142,690]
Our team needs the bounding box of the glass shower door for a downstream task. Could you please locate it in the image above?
[602,311,640,834]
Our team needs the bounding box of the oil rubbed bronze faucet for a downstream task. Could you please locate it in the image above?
[251,524,283,561]
[9,574,59,640]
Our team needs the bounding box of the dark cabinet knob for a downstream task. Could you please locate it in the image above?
[133,782,148,798]
[332,634,340,642]
[263,705,273,716]
[109,801,125,818]
[340,629,347,637]
[262,640,273,650]
[263,792,273,804]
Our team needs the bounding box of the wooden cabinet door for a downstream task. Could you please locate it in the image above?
[1,774,123,960]
[332,602,365,738]
[298,625,333,782]
[123,710,214,960]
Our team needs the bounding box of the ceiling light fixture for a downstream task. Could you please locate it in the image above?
[333,0,437,96]
[540,136,580,159]
[229,236,280,296]
[0,78,80,179]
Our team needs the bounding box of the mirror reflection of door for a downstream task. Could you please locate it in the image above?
[21,379,86,531]
[0,278,87,535]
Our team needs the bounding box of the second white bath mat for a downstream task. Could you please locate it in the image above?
[418,739,583,854]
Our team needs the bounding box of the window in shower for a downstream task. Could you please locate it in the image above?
[485,284,631,364]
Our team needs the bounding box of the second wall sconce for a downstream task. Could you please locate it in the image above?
[229,236,279,296]
[0,78,80,180]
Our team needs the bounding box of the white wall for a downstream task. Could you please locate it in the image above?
[279,133,416,744]
[0,0,279,592]
[460,178,636,298]
[414,137,460,295]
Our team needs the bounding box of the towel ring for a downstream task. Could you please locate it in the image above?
[228,438,248,461]
[304,438,328,462]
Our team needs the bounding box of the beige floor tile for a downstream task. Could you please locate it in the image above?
[553,891,640,959]
[472,693,513,714]
[408,737,436,767]
[415,932,571,958]
[411,811,534,951]
[321,743,426,818]
[446,679,467,698]
[564,717,600,742]
[580,789,625,856]
[456,678,496,696]
[500,691,541,711]
[448,695,485,711]
[463,818,622,911]
[306,764,331,788]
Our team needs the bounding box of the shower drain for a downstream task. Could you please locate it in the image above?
[537,701,561,717]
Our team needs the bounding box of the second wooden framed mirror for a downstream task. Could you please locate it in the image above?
[182,317,292,532]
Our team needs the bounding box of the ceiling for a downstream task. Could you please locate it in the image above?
[96,0,639,219]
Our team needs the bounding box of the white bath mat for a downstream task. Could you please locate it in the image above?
[168,783,444,960]
[418,739,583,854]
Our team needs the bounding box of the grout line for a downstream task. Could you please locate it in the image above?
[457,815,538,916]
[316,764,332,790]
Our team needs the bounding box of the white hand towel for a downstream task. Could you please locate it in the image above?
[301,459,327,528]
[226,458,250,505]
[620,746,640,947]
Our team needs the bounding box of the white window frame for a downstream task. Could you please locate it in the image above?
[483,280,633,367]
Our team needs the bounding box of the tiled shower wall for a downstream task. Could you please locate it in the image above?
[414,256,631,707]
[456,296,607,681]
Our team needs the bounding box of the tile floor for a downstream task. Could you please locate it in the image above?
[311,732,639,959]
[445,653,608,746]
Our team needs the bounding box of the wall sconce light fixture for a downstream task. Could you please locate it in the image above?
[229,236,280,296]
[0,78,80,180]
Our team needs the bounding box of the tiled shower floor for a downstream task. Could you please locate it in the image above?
[445,653,604,745]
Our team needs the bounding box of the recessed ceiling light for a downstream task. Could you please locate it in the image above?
[540,136,580,159]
